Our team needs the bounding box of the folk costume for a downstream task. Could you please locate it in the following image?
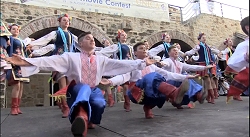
[29,14,80,117]
[162,57,208,108]
[226,38,249,103]
[148,33,173,59]
[185,33,218,104]
[6,23,33,115]
[99,29,134,111]
[19,52,147,137]
[0,21,12,106]
[108,64,189,119]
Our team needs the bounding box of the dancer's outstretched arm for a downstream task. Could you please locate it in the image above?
[5,53,70,77]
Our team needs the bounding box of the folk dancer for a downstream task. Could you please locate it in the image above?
[28,14,80,118]
[0,20,12,83]
[97,38,115,107]
[5,24,33,115]
[162,46,214,109]
[185,33,218,104]
[174,43,186,63]
[4,32,157,137]
[226,16,249,103]
[99,29,134,111]
[217,38,243,101]
[102,42,199,119]
[148,33,173,60]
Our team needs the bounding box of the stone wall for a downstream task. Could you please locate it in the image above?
[1,1,245,107]
[1,2,244,47]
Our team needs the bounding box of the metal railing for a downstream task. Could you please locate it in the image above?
[168,0,249,23]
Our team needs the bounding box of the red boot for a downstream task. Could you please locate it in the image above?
[61,98,69,118]
[56,101,62,109]
[143,105,154,119]
[196,90,207,104]
[17,98,22,114]
[71,106,88,137]
[123,95,131,112]
[214,88,219,99]
[207,89,215,104]
[158,79,189,105]
[108,94,115,107]
[11,98,18,115]
[233,95,243,101]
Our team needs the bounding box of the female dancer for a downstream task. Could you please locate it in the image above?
[99,29,134,111]
[6,24,32,115]
[100,38,115,107]
[29,14,80,118]
[185,33,218,104]
[219,38,242,101]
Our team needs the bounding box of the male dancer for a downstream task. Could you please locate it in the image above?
[162,46,214,109]
[226,16,249,103]
[5,32,157,137]
[102,42,199,119]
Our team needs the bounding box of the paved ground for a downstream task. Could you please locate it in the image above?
[1,96,249,137]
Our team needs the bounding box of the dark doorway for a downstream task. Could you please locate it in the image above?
[29,27,104,47]
[150,39,193,58]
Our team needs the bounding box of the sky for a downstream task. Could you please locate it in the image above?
[156,0,249,20]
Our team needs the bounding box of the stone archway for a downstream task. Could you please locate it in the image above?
[143,30,196,50]
[19,15,113,45]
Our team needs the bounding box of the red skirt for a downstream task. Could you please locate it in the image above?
[196,62,216,77]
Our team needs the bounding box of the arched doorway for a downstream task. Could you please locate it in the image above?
[28,27,104,47]
[19,15,113,46]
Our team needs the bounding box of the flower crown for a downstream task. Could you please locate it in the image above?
[117,29,125,38]
[57,13,71,22]
[223,38,230,45]
[197,32,205,40]
[161,33,167,40]
[7,23,21,31]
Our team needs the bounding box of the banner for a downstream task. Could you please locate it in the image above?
[7,0,170,22]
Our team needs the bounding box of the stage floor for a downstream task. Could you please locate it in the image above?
[1,96,249,137]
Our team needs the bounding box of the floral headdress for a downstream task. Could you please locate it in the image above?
[57,13,71,22]
[161,33,171,40]
[161,33,167,40]
[117,29,125,39]
[7,23,21,31]
[0,22,12,37]
[223,38,230,45]
[197,32,205,40]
